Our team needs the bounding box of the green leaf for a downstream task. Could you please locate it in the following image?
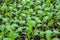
[45,30,52,40]
[47,13,53,18]
[34,29,39,35]
[0,36,2,40]
[0,14,2,19]
[52,38,59,40]
[43,16,49,22]
[2,18,9,22]
[1,3,7,11]
[27,20,36,27]
[16,27,23,32]
[27,27,32,34]
[35,17,42,23]
[5,23,12,31]
[22,0,26,5]
[53,30,60,34]
[0,25,5,31]
[19,20,25,25]
[8,31,19,40]
[3,38,11,40]
[40,31,44,38]
[26,15,31,21]
[56,11,60,19]
[57,22,60,25]
[46,0,50,7]
[38,11,45,17]
[48,19,54,26]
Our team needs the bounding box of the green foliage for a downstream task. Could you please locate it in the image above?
[0,0,60,40]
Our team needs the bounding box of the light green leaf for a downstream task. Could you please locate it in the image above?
[9,31,19,40]
[40,31,44,37]
[0,36,2,40]
[48,19,54,26]
[16,27,23,32]
[45,30,52,40]
[43,16,49,22]
[34,29,39,35]
[0,25,5,31]
[3,38,11,40]
[56,11,60,19]
[46,0,50,7]
[53,30,60,34]
[19,20,25,25]
[52,38,59,40]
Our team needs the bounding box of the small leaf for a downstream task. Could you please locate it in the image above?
[19,20,25,25]
[27,20,36,27]
[45,30,52,40]
[1,3,7,11]
[53,30,60,34]
[34,29,39,35]
[16,27,23,32]
[52,38,59,40]
[0,25,5,31]
[57,22,60,25]
[9,31,19,40]
[0,14,2,19]
[56,11,60,19]
[3,38,11,40]
[0,36,2,40]
[48,19,54,26]
[46,0,50,7]
[40,31,44,37]
[43,16,49,22]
